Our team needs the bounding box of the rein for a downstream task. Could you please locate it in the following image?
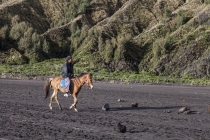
[74,76,84,87]
[73,74,91,87]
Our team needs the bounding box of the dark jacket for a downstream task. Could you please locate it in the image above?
[61,62,74,79]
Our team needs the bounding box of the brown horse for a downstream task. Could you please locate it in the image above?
[44,73,93,112]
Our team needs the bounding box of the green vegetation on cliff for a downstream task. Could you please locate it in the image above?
[1,0,210,84]
[1,59,210,86]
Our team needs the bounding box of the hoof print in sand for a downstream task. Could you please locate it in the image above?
[115,123,126,133]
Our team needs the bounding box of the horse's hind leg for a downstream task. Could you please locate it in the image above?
[54,90,62,110]
[49,90,56,110]
[70,95,78,112]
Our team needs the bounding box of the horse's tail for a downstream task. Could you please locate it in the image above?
[44,78,53,99]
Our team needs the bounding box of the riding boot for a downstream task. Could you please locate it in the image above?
[64,90,72,97]
[64,92,69,97]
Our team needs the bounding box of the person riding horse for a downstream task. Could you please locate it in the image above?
[61,56,74,97]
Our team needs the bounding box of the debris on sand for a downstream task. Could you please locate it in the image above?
[163,110,171,113]
[131,102,138,107]
[178,107,190,114]
[196,112,201,114]
[114,123,126,133]
[183,110,191,115]
[178,107,187,113]
[118,99,124,102]
[102,103,110,111]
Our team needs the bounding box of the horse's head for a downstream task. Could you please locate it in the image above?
[77,73,94,89]
[84,73,94,89]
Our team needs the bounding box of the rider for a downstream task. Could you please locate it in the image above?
[61,56,74,97]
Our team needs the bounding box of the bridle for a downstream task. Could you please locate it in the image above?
[74,77,83,86]
[74,75,92,87]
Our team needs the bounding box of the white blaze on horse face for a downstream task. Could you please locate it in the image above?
[87,82,93,89]
[90,85,93,89]
[89,80,93,89]
[86,78,93,89]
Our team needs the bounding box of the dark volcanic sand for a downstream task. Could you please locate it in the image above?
[0,79,210,140]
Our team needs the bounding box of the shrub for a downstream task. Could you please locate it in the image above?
[42,39,50,54]
[11,15,20,26]
[80,26,88,40]
[70,22,78,33]
[176,10,186,28]
[204,0,210,4]
[104,39,116,63]
[78,0,90,13]
[114,36,126,61]
[0,25,8,39]
[64,2,77,22]
[153,39,163,60]
[98,36,105,53]
[204,31,210,41]
[18,27,33,51]
[162,8,172,23]
[10,22,30,40]
[17,28,44,63]
[31,32,42,52]
[53,0,90,27]
[164,34,174,52]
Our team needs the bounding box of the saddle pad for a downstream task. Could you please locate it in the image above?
[60,79,66,88]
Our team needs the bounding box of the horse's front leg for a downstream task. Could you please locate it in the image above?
[70,95,78,112]
[54,90,62,110]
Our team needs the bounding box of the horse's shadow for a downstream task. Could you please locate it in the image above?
[109,106,182,111]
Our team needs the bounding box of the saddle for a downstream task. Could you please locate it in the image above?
[60,77,80,88]
[60,78,72,88]
[60,79,66,88]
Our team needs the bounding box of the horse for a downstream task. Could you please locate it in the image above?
[44,73,93,112]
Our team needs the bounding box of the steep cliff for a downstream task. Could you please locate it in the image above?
[1,0,210,78]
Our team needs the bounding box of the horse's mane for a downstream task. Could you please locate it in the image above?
[77,73,92,77]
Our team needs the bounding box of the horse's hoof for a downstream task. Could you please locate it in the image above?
[74,108,78,112]
[70,105,74,109]
[50,107,52,110]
